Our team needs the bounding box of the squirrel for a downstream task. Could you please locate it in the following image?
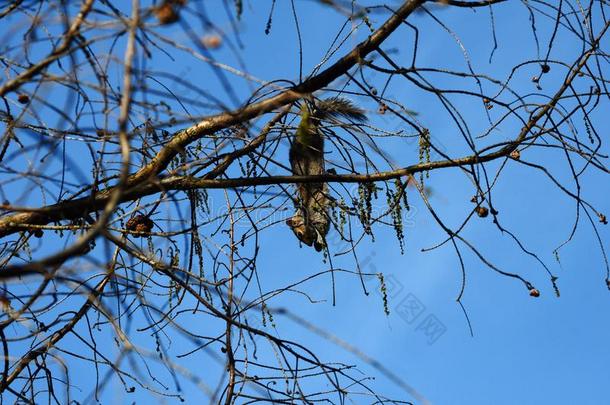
[286,97,367,251]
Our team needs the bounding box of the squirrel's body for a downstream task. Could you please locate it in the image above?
[287,98,366,251]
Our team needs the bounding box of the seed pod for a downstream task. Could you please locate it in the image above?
[0,295,10,310]
[155,2,179,24]
[476,206,489,218]
[202,34,222,49]
[126,214,154,237]
[529,288,540,297]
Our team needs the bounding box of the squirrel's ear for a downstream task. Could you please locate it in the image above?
[286,218,294,227]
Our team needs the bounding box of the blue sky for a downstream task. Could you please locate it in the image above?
[2,1,609,404]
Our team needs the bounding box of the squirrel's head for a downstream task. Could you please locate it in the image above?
[286,212,327,252]
[286,213,317,247]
